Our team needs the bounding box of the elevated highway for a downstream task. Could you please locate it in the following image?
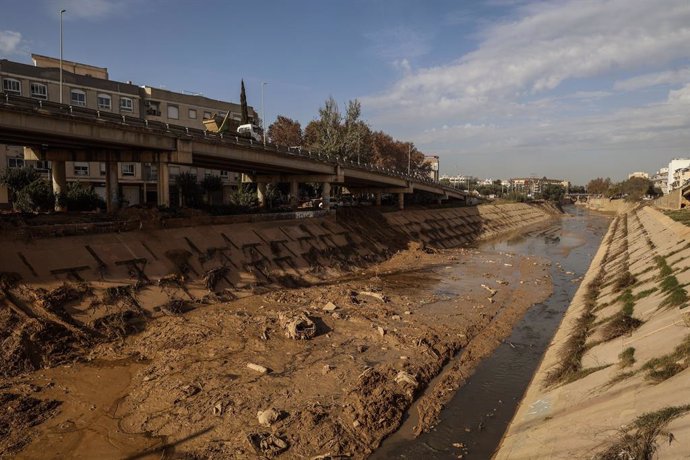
[0,93,465,211]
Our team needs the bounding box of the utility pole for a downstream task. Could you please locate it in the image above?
[261,82,268,145]
[59,9,66,104]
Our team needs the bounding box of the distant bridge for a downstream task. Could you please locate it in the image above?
[0,93,466,211]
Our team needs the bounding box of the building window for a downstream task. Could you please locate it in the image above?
[188,108,197,119]
[167,104,179,119]
[70,89,86,107]
[189,168,197,176]
[30,82,48,100]
[99,162,106,176]
[35,160,51,171]
[121,163,135,176]
[120,97,133,112]
[231,112,241,121]
[145,100,161,116]
[7,157,24,169]
[220,170,229,178]
[74,162,89,176]
[169,166,180,176]
[3,78,21,95]
[203,111,212,119]
[97,93,112,110]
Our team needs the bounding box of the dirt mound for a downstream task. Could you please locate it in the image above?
[0,393,61,456]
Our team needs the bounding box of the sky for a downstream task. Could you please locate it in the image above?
[1,0,689,184]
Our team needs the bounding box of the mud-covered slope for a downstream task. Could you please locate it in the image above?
[497,205,690,459]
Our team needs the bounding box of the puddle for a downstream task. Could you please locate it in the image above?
[372,206,611,459]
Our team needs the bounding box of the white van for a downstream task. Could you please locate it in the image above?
[237,124,263,143]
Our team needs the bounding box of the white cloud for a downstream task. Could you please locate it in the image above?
[364,25,431,62]
[363,0,690,121]
[0,30,23,55]
[614,68,690,91]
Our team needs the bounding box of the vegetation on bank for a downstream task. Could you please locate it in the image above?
[587,176,661,201]
[594,405,690,459]
[663,209,690,227]
[0,167,105,212]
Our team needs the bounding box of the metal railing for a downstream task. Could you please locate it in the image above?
[1,92,463,195]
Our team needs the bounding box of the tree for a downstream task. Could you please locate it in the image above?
[64,182,104,211]
[175,172,200,207]
[342,100,371,163]
[620,177,654,201]
[570,185,586,194]
[268,116,303,147]
[14,178,54,212]
[201,175,223,206]
[540,184,566,202]
[0,166,42,205]
[240,79,249,125]
[587,177,611,195]
[306,96,343,156]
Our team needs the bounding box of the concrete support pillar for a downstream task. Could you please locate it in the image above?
[106,162,119,213]
[398,192,405,210]
[143,182,147,204]
[51,160,67,212]
[290,180,299,209]
[322,182,331,210]
[437,197,443,205]
[257,182,267,208]
[375,192,382,206]
[157,162,170,207]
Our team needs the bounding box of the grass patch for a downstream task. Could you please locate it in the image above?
[634,287,658,300]
[642,335,690,382]
[601,312,643,341]
[594,405,690,459]
[607,371,636,387]
[619,347,636,368]
[564,364,611,384]
[655,255,672,278]
[614,271,636,292]
[664,208,690,226]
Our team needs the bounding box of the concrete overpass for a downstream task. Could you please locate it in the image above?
[0,93,465,211]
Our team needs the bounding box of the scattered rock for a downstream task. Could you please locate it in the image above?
[496,279,509,285]
[279,312,316,340]
[481,284,497,297]
[404,311,412,315]
[257,408,283,426]
[391,315,401,321]
[359,291,389,303]
[322,301,338,312]
[213,401,224,416]
[377,326,386,337]
[247,363,269,374]
[247,432,289,457]
[322,364,332,375]
[357,345,368,353]
[395,370,418,388]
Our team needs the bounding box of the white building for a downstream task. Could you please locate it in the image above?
[628,171,649,180]
[667,159,690,193]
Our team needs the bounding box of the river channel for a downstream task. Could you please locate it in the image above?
[372,206,611,459]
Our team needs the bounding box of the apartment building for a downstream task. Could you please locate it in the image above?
[509,177,569,196]
[0,55,258,208]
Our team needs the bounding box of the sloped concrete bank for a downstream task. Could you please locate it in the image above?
[0,202,558,287]
[496,205,690,459]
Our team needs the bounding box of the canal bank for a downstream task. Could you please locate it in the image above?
[496,205,690,459]
[372,205,611,459]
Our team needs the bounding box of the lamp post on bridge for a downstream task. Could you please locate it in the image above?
[59,9,66,104]
[261,81,268,146]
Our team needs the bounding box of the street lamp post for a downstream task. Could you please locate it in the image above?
[261,82,268,145]
[59,9,66,104]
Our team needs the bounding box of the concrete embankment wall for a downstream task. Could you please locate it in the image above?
[496,205,690,459]
[584,197,636,214]
[0,202,558,288]
[654,187,685,210]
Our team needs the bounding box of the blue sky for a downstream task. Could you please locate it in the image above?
[2,0,690,184]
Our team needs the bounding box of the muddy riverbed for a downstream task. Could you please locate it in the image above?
[373,205,610,459]
[0,210,594,459]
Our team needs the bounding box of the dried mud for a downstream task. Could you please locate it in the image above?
[0,240,550,459]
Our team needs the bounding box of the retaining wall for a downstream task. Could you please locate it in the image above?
[0,203,558,289]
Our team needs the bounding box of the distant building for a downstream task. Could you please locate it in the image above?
[509,177,569,196]
[628,171,649,180]
[423,155,439,182]
[0,55,258,207]
[651,167,668,193]
[667,158,690,193]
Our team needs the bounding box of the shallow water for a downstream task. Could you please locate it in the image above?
[372,206,611,459]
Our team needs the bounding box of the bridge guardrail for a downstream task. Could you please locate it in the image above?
[1,92,461,195]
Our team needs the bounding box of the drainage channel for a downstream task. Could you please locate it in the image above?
[372,206,611,459]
